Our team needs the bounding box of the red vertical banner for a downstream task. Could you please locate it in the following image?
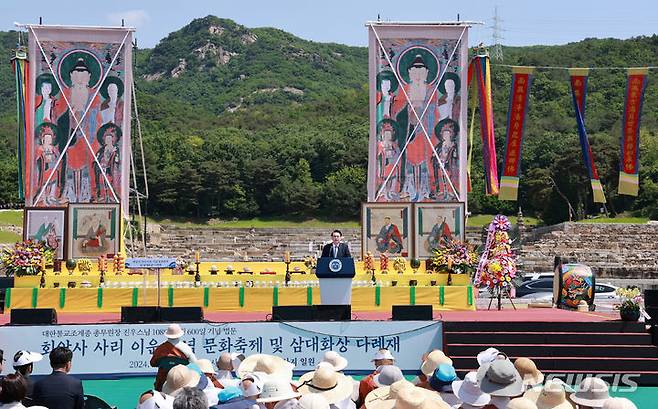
[619,68,648,196]
[499,66,534,201]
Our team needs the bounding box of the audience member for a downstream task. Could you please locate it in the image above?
[173,386,208,409]
[257,379,301,409]
[0,374,28,409]
[217,353,244,385]
[523,379,572,409]
[299,394,330,409]
[371,349,395,369]
[513,358,544,390]
[32,346,84,409]
[137,389,175,409]
[298,365,354,409]
[451,372,490,409]
[506,397,538,409]
[213,385,257,409]
[602,397,637,409]
[238,355,294,382]
[12,350,43,400]
[570,377,610,409]
[476,359,523,398]
[151,324,198,391]
[0,349,4,380]
[240,372,265,404]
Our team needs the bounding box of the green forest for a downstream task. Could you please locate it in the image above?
[0,16,657,225]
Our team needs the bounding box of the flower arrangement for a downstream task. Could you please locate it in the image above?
[475,215,518,295]
[0,240,51,277]
[431,241,478,275]
[77,258,93,274]
[615,287,642,320]
[303,256,317,273]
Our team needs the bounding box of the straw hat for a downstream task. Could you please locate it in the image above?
[257,379,302,403]
[13,350,43,367]
[602,397,638,409]
[507,397,539,409]
[451,372,491,407]
[238,354,294,380]
[196,359,215,374]
[394,387,450,409]
[420,350,453,376]
[476,359,524,397]
[570,377,610,408]
[373,365,404,387]
[514,358,544,386]
[162,364,201,395]
[364,380,415,409]
[298,365,354,404]
[165,324,184,339]
[372,349,395,362]
[299,394,330,409]
[523,379,574,409]
[319,351,348,372]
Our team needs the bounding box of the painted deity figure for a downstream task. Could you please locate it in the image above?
[34,218,59,251]
[437,73,461,122]
[427,216,453,252]
[34,124,61,205]
[433,119,459,201]
[376,216,403,254]
[95,124,121,202]
[35,79,56,123]
[100,83,119,124]
[81,215,107,251]
[376,120,401,200]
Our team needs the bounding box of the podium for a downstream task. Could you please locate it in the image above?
[316,257,356,305]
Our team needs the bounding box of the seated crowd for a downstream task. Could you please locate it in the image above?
[0,324,638,409]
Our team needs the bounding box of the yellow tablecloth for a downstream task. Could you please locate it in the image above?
[5,285,475,313]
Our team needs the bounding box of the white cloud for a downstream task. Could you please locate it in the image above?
[107,10,150,28]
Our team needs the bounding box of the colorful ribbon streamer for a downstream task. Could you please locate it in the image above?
[619,68,648,196]
[11,55,29,201]
[499,66,534,201]
[468,55,499,195]
[569,68,606,203]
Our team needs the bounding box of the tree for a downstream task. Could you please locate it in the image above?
[322,167,366,217]
[267,159,320,216]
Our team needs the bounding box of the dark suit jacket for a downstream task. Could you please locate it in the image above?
[321,242,351,258]
[33,370,84,409]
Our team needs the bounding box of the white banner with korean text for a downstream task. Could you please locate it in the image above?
[0,321,442,377]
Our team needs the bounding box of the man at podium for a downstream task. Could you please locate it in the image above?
[321,230,352,259]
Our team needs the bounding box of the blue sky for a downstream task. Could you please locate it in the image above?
[2,0,658,49]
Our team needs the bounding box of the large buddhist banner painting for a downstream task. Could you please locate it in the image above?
[367,24,468,203]
[27,26,133,212]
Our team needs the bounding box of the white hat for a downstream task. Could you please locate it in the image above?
[13,350,43,367]
[523,379,574,409]
[602,397,638,409]
[165,324,184,339]
[274,398,303,409]
[299,394,330,409]
[319,351,348,372]
[238,354,294,380]
[476,348,501,366]
[162,364,201,395]
[507,397,539,409]
[257,379,302,403]
[420,350,453,376]
[240,372,265,397]
[570,377,610,408]
[137,391,175,409]
[373,365,404,387]
[372,349,395,362]
[452,372,491,407]
[298,365,354,404]
[196,359,215,374]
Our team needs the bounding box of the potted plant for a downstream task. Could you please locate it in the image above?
[430,240,478,286]
[0,240,48,277]
[615,287,642,321]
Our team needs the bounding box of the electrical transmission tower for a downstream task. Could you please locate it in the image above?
[491,6,504,61]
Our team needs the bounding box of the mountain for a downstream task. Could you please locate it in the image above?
[0,16,657,223]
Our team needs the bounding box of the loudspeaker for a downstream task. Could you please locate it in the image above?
[272,306,315,321]
[645,289,658,308]
[392,305,433,321]
[10,308,57,325]
[315,305,351,321]
[160,307,204,322]
[121,306,159,323]
[646,307,658,325]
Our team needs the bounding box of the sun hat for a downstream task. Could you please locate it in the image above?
[373,365,404,387]
[523,379,573,409]
[137,391,176,409]
[196,359,215,374]
[371,349,395,362]
[319,351,348,372]
[274,398,303,409]
[232,353,245,369]
[602,397,638,409]
[13,350,43,367]
[219,386,244,403]
[162,364,201,395]
[257,379,302,403]
[570,377,610,408]
[238,354,294,380]
[420,350,453,376]
[364,380,415,409]
[514,358,544,386]
[299,394,330,409]
[452,372,491,407]
[394,387,450,409]
[165,324,184,339]
[507,397,539,409]
[428,364,457,393]
[476,359,524,397]
[297,365,354,404]
[476,348,501,366]
[240,372,265,397]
